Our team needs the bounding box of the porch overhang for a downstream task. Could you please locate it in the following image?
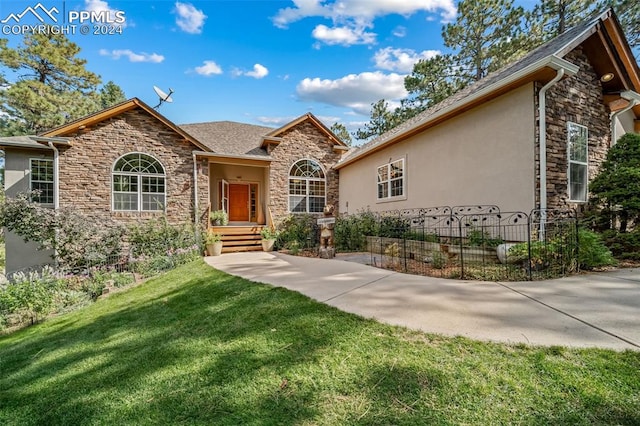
[193,150,272,167]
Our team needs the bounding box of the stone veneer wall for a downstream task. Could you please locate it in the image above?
[267,121,342,221]
[536,47,610,212]
[57,108,209,228]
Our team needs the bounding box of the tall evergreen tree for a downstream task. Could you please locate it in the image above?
[99,81,127,109]
[330,122,352,146]
[404,54,466,111]
[353,100,397,141]
[0,32,102,134]
[606,0,640,51]
[442,0,526,82]
[529,0,596,42]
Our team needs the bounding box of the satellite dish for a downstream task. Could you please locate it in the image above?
[153,86,174,109]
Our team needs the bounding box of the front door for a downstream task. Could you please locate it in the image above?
[228,184,250,221]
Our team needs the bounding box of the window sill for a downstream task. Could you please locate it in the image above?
[376,195,407,204]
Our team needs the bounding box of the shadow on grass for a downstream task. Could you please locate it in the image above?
[0,261,639,425]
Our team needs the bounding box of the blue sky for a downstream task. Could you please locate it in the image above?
[1,0,537,133]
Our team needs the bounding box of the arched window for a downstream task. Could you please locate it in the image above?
[112,153,166,211]
[289,159,326,213]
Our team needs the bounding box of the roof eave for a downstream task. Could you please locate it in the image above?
[336,55,579,170]
[193,150,272,162]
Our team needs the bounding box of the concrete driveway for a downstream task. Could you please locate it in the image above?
[205,252,640,351]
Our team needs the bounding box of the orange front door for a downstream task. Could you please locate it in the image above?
[228,184,249,221]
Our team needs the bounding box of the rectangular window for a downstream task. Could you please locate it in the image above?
[29,158,54,205]
[377,158,404,201]
[567,122,588,202]
[113,175,139,211]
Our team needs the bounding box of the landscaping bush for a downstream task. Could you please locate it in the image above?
[0,193,125,269]
[128,219,198,258]
[577,228,616,270]
[0,266,60,326]
[403,230,440,243]
[276,214,319,249]
[466,228,504,248]
[600,229,640,260]
[378,216,410,238]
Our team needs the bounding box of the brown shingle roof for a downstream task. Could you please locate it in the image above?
[179,121,274,157]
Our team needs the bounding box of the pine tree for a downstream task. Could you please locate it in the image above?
[353,100,397,141]
[330,122,352,146]
[0,32,102,134]
[442,0,526,82]
[99,81,127,109]
[404,54,465,110]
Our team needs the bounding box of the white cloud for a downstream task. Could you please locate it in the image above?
[256,114,341,129]
[256,116,295,127]
[194,60,222,76]
[245,64,269,79]
[312,24,376,46]
[84,0,129,27]
[233,64,269,79]
[373,47,440,73]
[174,2,207,34]
[273,0,457,28]
[296,71,407,115]
[392,25,406,37]
[99,49,164,63]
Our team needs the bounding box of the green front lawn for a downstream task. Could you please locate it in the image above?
[1,260,638,425]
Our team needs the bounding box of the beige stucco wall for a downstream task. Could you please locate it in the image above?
[339,84,536,215]
[4,148,55,273]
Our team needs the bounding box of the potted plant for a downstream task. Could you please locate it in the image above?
[260,227,279,252]
[204,231,223,256]
[210,210,228,226]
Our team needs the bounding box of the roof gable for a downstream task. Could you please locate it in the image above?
[337,8,640,169]
[262,113,347,148]
[41,98,211,152]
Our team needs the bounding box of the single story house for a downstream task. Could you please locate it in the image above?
[0,105,347,273]
[1,9,639,274]
[337,9,640,216]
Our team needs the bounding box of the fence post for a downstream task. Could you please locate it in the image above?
[527,213,533,281]
[574,210,580,273]
[458,217,465,279]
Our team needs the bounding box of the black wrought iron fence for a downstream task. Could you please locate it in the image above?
[337,205,578,281]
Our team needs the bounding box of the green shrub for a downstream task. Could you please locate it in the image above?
[404,230,439,243]
[378,216,409,238]
[431,251,446,269]
[334,215,366,251]
[0,267,60,325]
[128,219,197,258]
[600,229,640,260]
[577,229,616,270]
[0,193,125,269]
[277,214,318,249]
[466,229,504,248]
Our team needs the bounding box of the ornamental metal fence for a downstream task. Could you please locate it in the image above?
[336,205,578,281]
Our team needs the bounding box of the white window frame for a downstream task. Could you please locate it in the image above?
[567,122,589,203]
[377,158,405,202]
[29,158,54,206]
[112,152,166,212]
[288,159,326,213]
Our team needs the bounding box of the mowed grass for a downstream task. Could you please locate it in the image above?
[1,260,639,425]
